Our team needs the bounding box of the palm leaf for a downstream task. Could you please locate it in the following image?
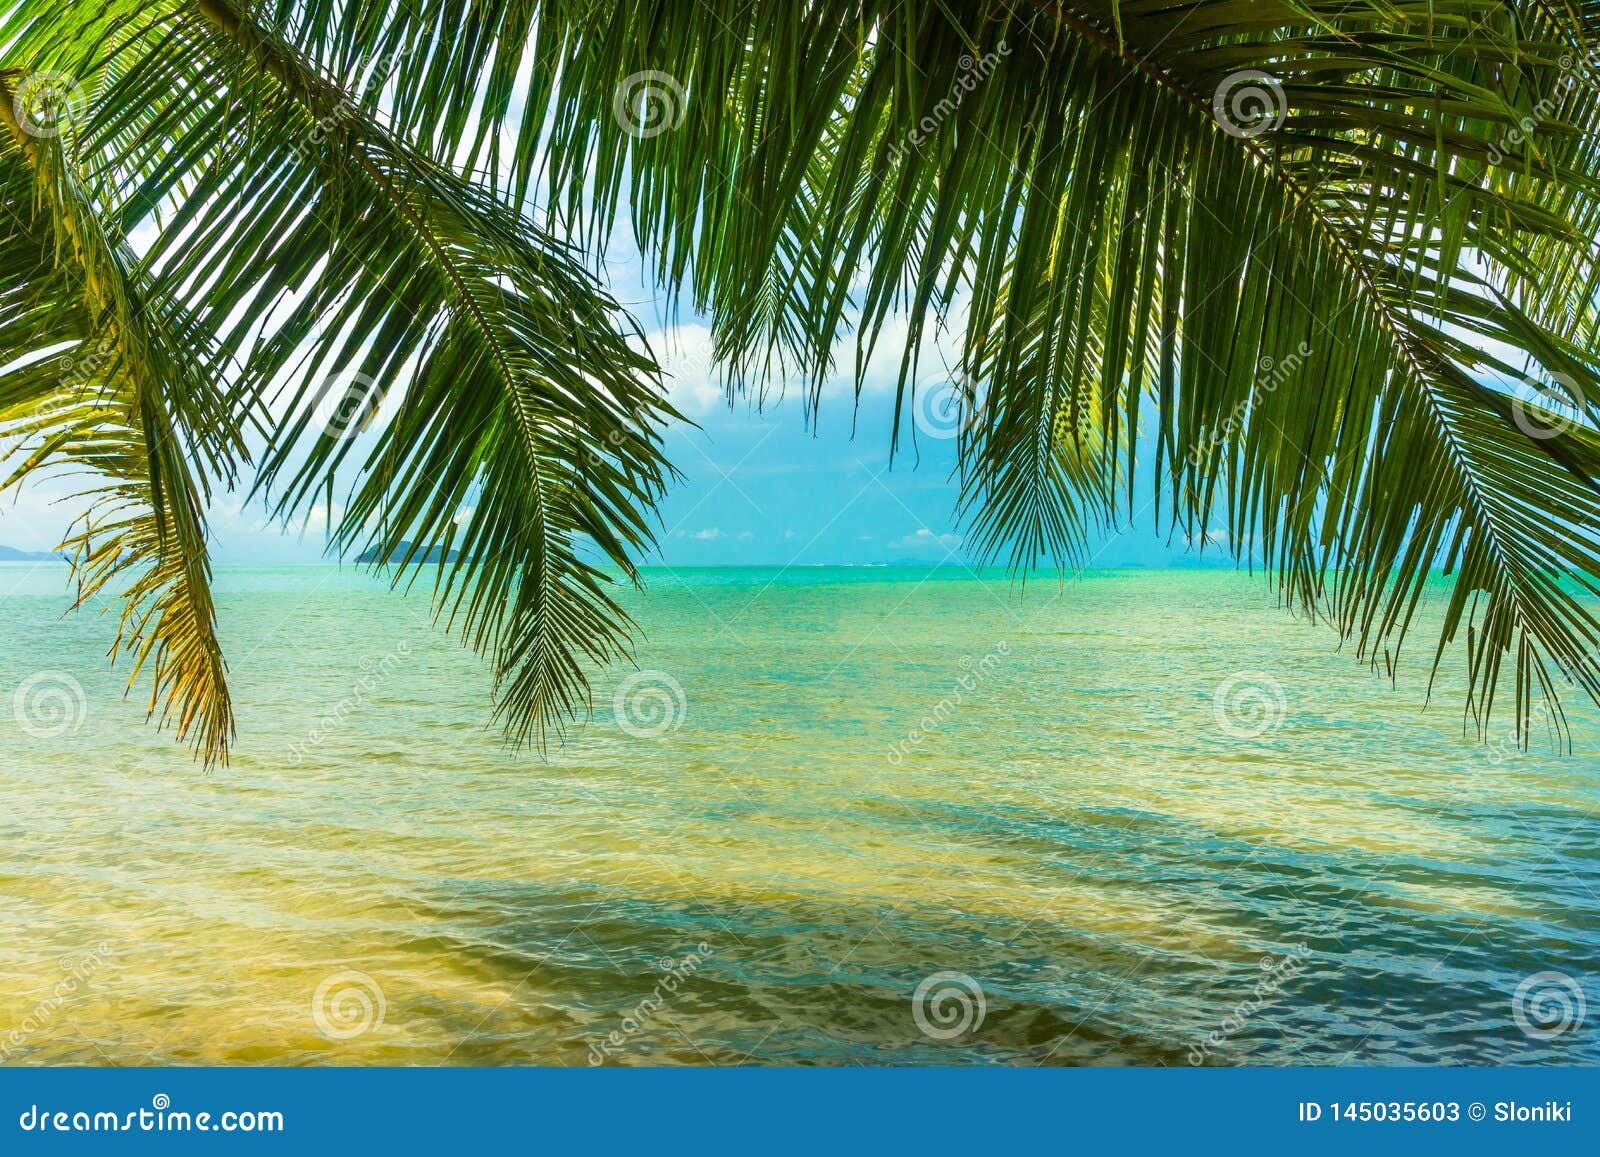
[7,0,1600,756]
[0,67,240,764]
[31,0,682,747]
[314,0,1600,742]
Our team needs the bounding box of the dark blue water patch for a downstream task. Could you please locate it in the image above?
[400,876,1597,1066]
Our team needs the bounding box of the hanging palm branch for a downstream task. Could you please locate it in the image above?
[1,67,240,762]
[2,0,679,760]
[3,0,1600,760]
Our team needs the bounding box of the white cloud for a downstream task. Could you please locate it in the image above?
[126,219,161,256]
[0,480,87,552]
[821,299,971,402]
[207,493,272,535]
[690,527,721,540]
[650,323,724,418]
[889,527,962,552]
[645,298,973,421]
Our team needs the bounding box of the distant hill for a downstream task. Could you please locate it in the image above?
[356,541,462,564]
[0,544,65,561]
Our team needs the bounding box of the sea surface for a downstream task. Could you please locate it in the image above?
[0,564,1596,1066]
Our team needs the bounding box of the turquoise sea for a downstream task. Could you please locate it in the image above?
[0,564,1596,1065]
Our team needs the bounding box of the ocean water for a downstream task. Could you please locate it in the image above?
[0,563,1596,1066]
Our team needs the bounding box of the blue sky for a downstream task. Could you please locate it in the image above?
[0,55,1249,571]
[0,178,1223,570]
[550,251,1228,571]
[2,41,1554,572]
[0,359,1192,569]
[647,388,1218,568]
[0,302,1218,569]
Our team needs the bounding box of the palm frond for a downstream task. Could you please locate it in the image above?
[44,0,681,747]
[0,69,239,764]
[8,0,1600,756]
[302,0,1600,742]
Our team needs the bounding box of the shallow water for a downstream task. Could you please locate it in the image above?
[0,564,1595,1065]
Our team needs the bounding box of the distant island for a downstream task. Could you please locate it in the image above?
[0,544,65,561]
[356,541,462,564]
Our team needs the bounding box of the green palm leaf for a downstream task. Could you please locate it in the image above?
[6,0,681,749]
[1,68,240,764]
[345,0,1600,743]
[5,0,1600,758]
